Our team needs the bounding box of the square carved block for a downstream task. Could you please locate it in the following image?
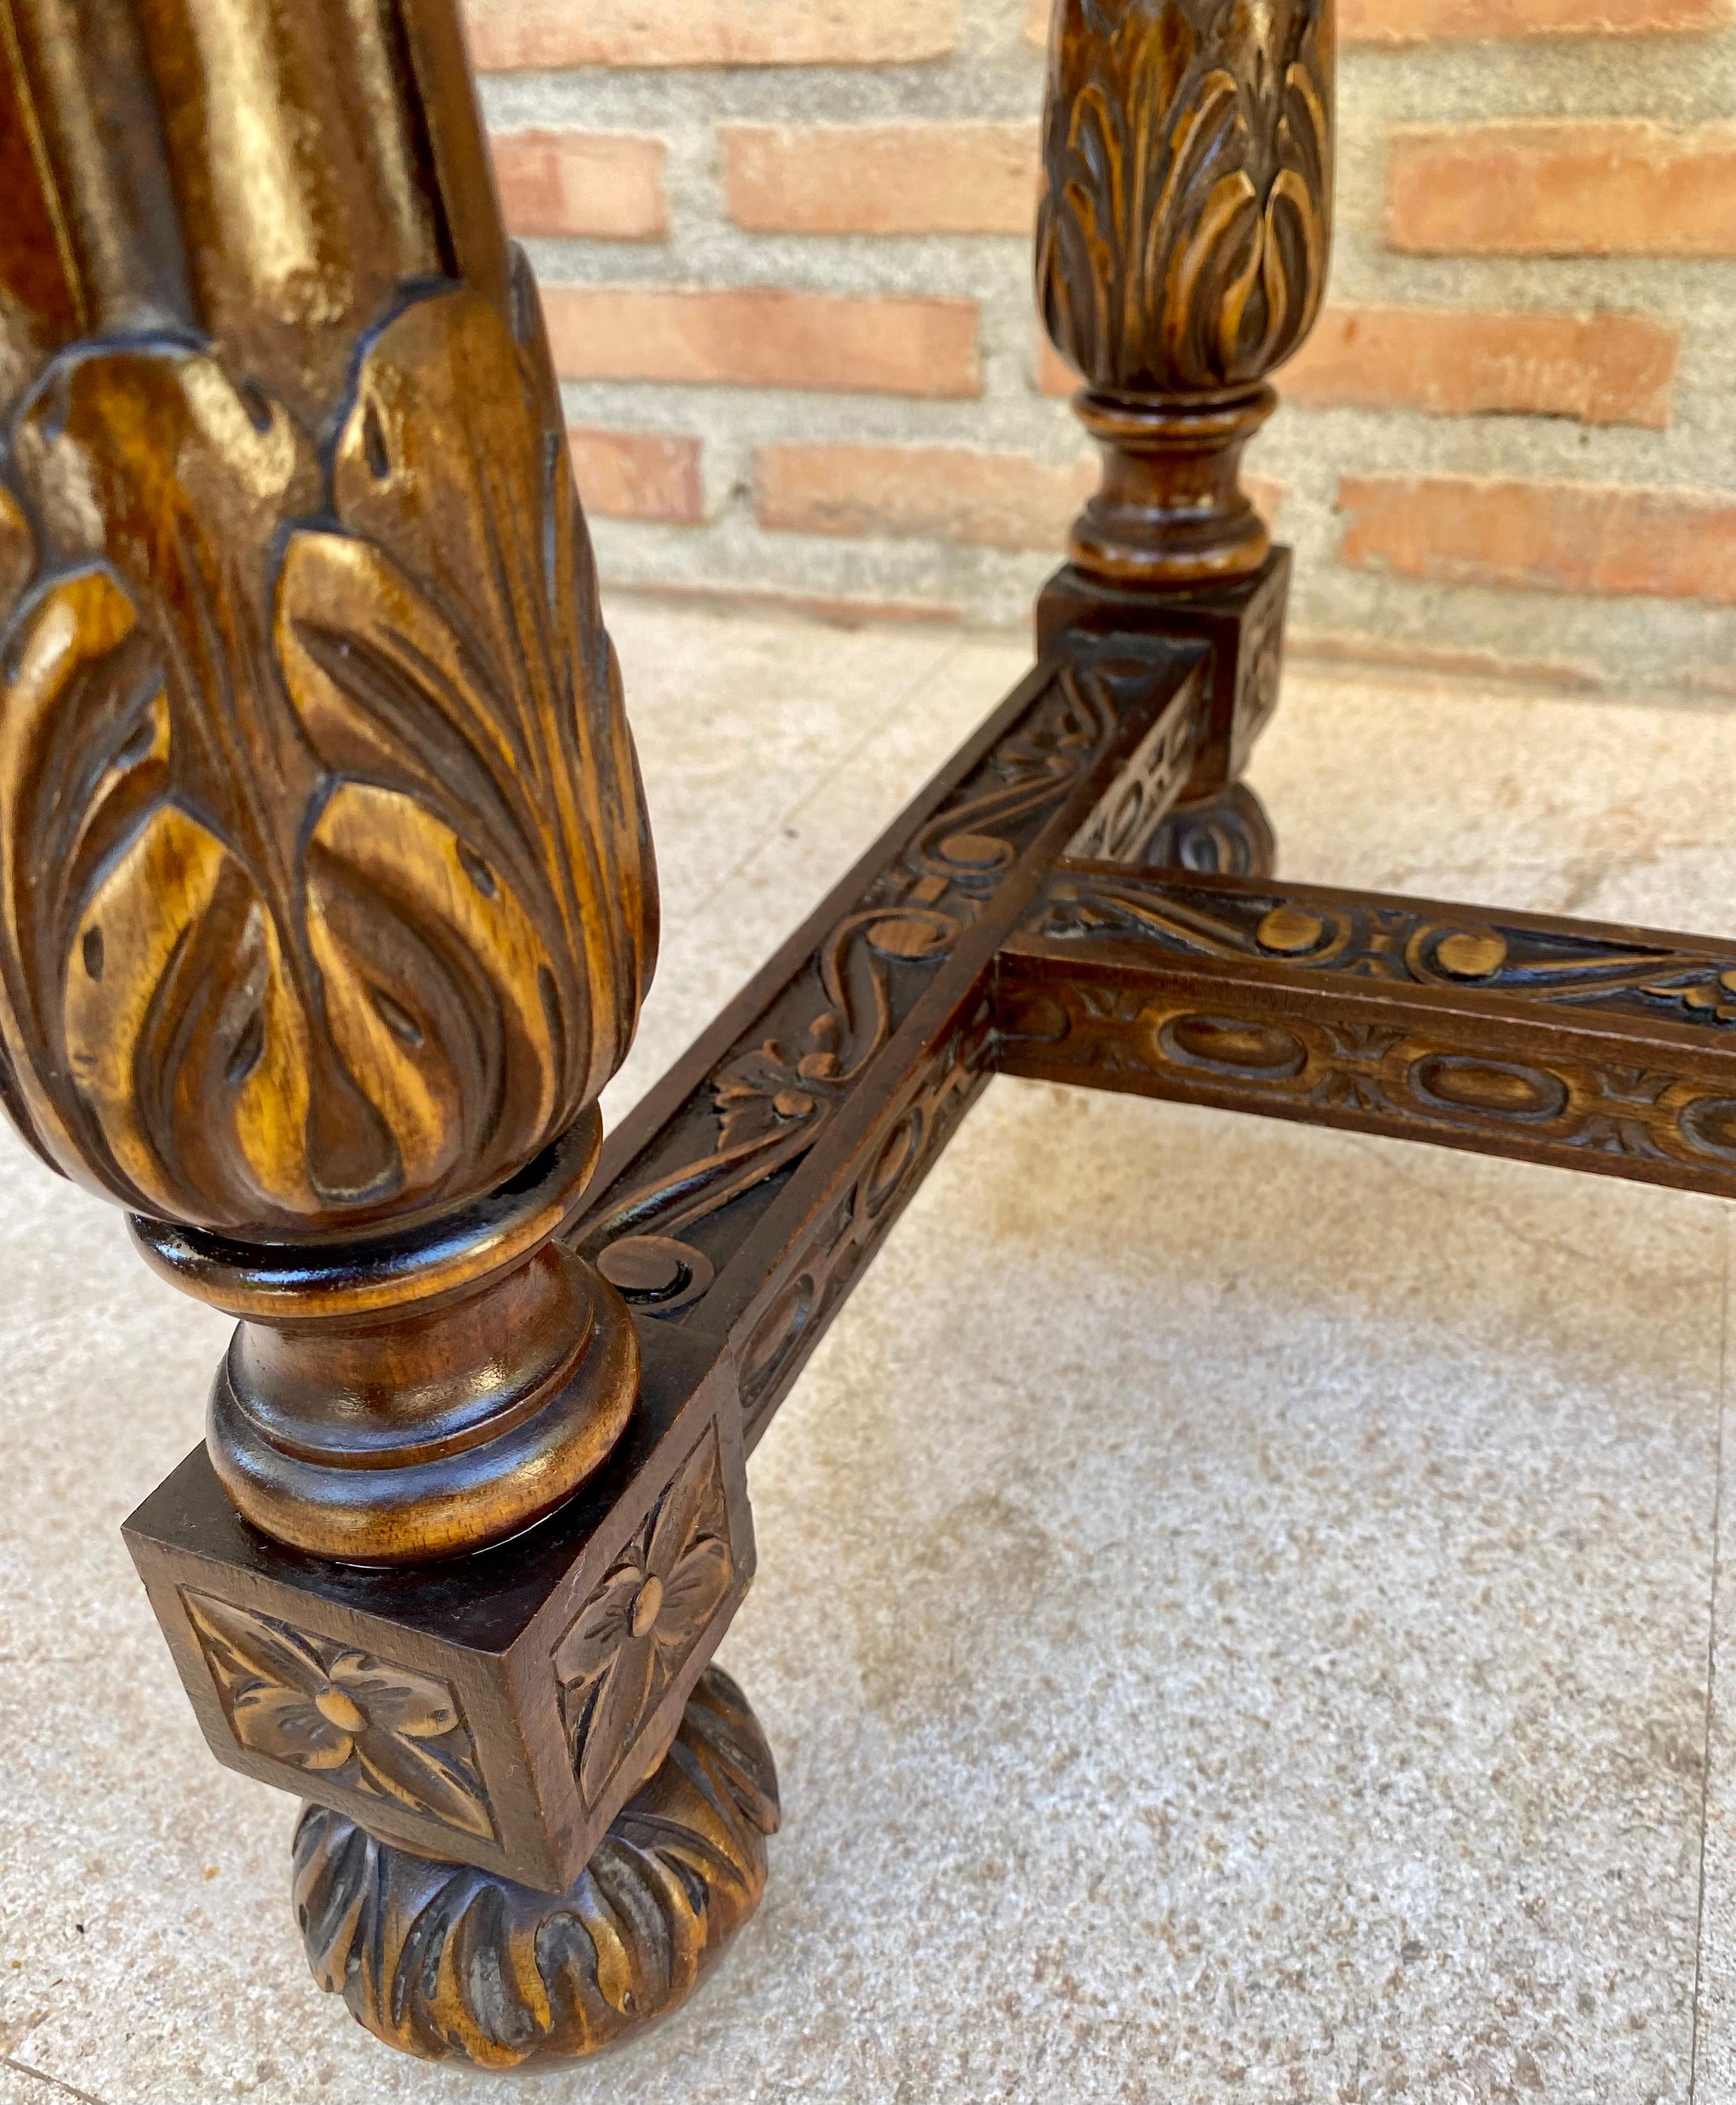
[1036,548,1291,792]
[125,1326,754,1893]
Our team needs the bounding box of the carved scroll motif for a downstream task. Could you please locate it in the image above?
[582,655,1157,1325]
[999,870,1736,1199]
[0,259,654,1240]
[1030,870,1736,1026]
[999,974,1736,1191]
[1036,0,1334,397]
[733,1013,989,1443]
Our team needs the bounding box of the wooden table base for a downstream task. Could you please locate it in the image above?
[122,619,1736,2066]
[7,0,1726,2072]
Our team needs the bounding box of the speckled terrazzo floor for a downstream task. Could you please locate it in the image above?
[6,602,1736,2104]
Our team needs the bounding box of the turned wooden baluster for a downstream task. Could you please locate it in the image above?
[0,0,655,1562]
[0,0,776,2067]
[1036,0,1335,873]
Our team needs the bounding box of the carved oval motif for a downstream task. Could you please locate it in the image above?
[1102,781,1146,859]
[1158,1012,1308,1078]
[1257,904,1327,956]
[1409,1055,1568,1122]
[866,910,958,963]
[1435,929,1510,981]
[865,1109,923,1216]
[937,830,1014,875]
[739,1271,816,1409]
[1677,1096,1736,1162]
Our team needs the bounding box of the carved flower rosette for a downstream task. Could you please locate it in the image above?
[1036,0,1335,397]
[555,1433,734,1808]
[0,257,656,1240]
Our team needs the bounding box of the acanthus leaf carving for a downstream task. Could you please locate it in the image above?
[0,255,654,1240]
[1036,0,1334,398]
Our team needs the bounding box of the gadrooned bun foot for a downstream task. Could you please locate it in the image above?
[1144,781,1276,879]
[292,1666,778,2069]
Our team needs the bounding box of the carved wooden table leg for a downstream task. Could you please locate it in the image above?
[1034,0,1335,875]
[0,0,772,2067]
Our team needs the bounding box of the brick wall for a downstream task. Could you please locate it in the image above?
[472,0,1736,696]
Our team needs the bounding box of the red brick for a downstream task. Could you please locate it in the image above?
[753,443,1280,552]
[1025,0,1725,40]
[755,443,1093,551]
[1283,307,1679,428]
[724,124,1040,236]
[466,0,959,69]
[491,132,666,241]
[567,429,702,523]
[1389,123,1736,256]
[540,287,981,398]
[1037,338,1080,397]
[1337,474,1736,604]
[1042,307,1680,428]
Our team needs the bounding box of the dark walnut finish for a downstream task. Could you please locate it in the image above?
[998,868,1736,1200]
[9,0,1734,2080]
[575,638,1208,1455]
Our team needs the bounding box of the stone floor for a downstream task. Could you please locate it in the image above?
[5,601,1736,2103]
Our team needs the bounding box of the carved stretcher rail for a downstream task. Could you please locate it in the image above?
[997,866,1736,1200]
[571,637,1208,1455]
